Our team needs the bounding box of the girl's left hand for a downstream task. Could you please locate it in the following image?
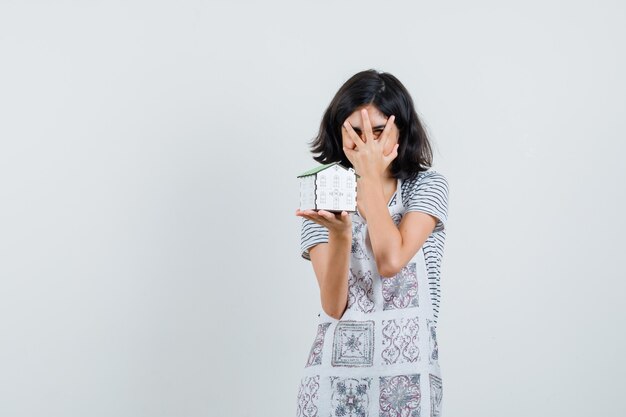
[342,109,399,180]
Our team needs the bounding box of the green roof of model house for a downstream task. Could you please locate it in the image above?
[297,161,361,178]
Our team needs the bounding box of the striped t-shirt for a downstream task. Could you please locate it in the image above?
[299,169,449,324]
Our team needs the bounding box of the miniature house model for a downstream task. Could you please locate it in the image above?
[297,162,360,213]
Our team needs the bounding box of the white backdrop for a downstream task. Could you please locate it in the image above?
[1,1,624,416]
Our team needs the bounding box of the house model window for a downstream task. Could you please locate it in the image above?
[297,162,360,213]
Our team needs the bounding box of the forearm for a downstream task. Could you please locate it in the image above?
[319,230,351,319]
[357,176,402,277]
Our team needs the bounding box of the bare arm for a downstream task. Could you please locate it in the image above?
[297,209,353,320]
[340,109,435,278]
[308,230,351,320]
[357,175,437,277]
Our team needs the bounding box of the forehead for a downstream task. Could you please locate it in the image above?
[346,105,388,126]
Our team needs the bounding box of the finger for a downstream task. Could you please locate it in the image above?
[361,108,374,144]
[383,143,400,163]
[317,210,333,220]
[299,209,316,218]
[393,143,399,157]
[303,211,330,227]
[343,147,360,174]
[380,115,396,149]
[319,209,344,223]
[341,125,356,150]
[320,211,342,226]
[343,120,365,149]
[301,209,322,220]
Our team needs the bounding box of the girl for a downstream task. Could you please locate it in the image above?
[295,69,449,417]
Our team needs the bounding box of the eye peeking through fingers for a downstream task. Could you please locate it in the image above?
[353,128,383,137]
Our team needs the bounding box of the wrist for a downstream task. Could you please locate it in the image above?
[329,229,352,242]
[356,174,383,186]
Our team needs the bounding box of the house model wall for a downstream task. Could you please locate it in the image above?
[297,162,359,212]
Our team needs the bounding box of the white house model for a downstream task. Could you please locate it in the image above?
[297,162,360,212]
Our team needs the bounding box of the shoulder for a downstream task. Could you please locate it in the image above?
[401,169,449,196]
[400,170,450,233]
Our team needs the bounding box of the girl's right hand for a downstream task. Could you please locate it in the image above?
[295,208,352,238]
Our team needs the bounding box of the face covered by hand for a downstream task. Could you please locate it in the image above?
[341,105,400,179]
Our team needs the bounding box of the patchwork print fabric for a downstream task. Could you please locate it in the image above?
[347,268,376,313]
[329,376,372,417]
[381,262,419,310]
[381,316,420,365]
[332,320,375,367]
[305,322,332,367]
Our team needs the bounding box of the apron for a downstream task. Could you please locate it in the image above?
[297,177,444,417]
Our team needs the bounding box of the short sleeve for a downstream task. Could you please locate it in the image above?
[300,217,329,261]
[404,171,449,233]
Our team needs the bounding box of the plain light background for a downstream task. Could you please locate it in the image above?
[1,1,624,416]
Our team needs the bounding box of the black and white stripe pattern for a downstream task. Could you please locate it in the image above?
[401,170,449,233]
[299,170,449,324]
[300,217,330,261]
